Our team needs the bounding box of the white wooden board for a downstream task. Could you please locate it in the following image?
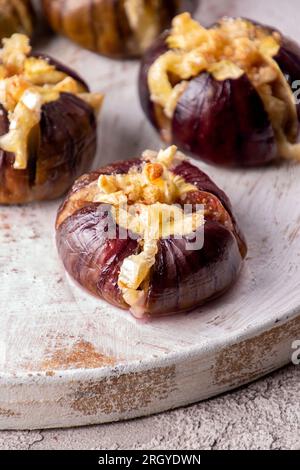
[0,0,300,430]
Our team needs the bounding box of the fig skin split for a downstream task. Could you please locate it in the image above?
[56,155,247,319]
[139,18,300,168]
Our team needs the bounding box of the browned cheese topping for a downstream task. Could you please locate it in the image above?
[0,34,103,169]
[148,13,300,161]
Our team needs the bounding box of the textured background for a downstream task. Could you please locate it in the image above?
[1,0,300,450]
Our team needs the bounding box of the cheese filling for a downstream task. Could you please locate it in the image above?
[93,146,205,316]
[0,34,103,170]
[148,13,300,161]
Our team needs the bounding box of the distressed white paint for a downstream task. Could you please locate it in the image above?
[0,0,300,429]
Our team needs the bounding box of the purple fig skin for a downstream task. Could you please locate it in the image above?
[57,158,143,222]
[56,203,139,309]
[0,56,97,204]
[139,19,300,167]
[145,221,242,316]
[173,159,231,209]
[172,160,247,256]
[56,157,247,319]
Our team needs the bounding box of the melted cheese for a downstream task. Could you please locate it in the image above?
[96,145,196,206]
[148,13,300,161]
[124,0,161,53]
[117,201,204,316]
[148,14,281,117]
[92,146,205,314]
[118,238,158,291]
[0,88,41,169]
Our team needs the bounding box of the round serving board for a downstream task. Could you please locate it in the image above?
[1,0,300,430]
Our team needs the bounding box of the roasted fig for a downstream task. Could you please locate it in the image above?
[0,34,103,204]
[42,0,196,59]
[56,145,246,319]
[0,0,34,39]
[139,14,300,167]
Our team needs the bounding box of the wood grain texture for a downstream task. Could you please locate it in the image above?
[0,0,300,429]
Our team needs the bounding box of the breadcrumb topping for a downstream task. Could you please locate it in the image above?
[148,13,300,161]
[94,146,204,316]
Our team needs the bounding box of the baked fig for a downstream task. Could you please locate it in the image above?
[139,13,300,167]
[56,145,247,319]
[0,0,34,39]
[42,0,196,59]
[0,34,104,204]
